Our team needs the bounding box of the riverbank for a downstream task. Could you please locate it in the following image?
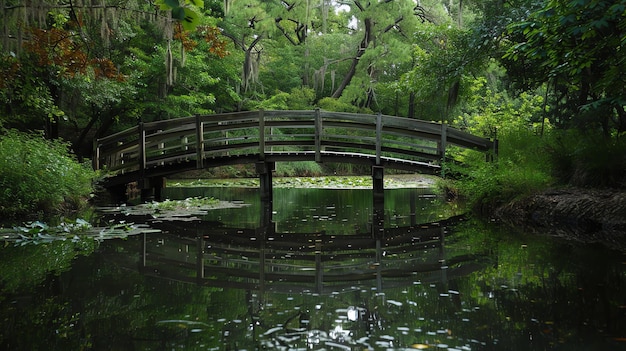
[491,187,626,250]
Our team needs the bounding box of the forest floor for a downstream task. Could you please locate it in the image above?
[491,187,626,251]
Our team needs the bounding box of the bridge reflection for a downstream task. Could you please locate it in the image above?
[108,203,485,295]
[98,202,490,350]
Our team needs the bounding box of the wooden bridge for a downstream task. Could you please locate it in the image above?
[94,109,496,201]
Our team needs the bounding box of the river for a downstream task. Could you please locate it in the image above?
[1,183,625,350]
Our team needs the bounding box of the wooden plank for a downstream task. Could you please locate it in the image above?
[195,115,204,169]
[143,116,195,131]
[138,122,146,174]
[320,110,377,123]
[202,121,259,133]
[203,141,259,155]
[145,151,197,167]
[265,140,316,148]
[266,133,315,140]
[376,112,382,165]
[258,110,265,160]
[314,108,322,162]
[96,125,139,145]
[323,120,375,131]
[264,120,314,128]
[263,110,315,118]
[198,110,259,123]
[96,109,494,184]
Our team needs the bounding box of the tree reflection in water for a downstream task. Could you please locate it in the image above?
[1,187,625,350]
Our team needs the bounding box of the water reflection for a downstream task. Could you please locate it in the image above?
[134,216,480,295]
[162,187,451,231]
[1,187,626,350]
[101,210,492,350]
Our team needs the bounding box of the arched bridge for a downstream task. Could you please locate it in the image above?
[93,109,496,201]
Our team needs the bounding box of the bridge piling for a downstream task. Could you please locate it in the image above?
[139,177,165,202]
[256,161,275,202]
[372,166,385,201]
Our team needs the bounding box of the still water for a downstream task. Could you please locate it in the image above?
[1,186,626,350]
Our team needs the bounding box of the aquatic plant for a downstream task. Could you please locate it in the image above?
[1,218,159,245]
[145,196,220,211]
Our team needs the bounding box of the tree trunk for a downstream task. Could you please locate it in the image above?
[331,18,373,98]
[74,105,101,159]
[408,92,416,119]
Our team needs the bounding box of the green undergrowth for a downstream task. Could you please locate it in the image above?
[0,130,96,218]
[444,129,554,211]
[545,130,626,188]
[444,129,626,212]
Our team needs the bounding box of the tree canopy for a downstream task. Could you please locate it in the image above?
[503,0,626,135]
[1,0,625,158]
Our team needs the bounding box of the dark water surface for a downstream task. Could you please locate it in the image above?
[1,186,626,350]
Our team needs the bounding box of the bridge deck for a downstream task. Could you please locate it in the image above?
[93,109,496,194]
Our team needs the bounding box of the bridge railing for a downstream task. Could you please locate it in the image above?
[94,109,495,174]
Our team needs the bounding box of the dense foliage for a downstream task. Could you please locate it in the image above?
[0,0,625,213]
[0,130,96,217]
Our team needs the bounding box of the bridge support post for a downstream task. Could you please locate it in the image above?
[372,166,385,241]
[256,161,274,202]
[372,166,384,202]
[140,177,165,202]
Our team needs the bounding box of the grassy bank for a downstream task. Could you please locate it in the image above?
[0,130,96,219]
[444,129,626,214]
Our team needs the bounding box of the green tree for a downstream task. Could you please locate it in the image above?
[1,1,230,150]
[504,0,626,136]
[1,1,157,143]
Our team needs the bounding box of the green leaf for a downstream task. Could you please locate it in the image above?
[165,0,181,8]
[155,0,180,10]
[185,0,204,8]
[171,6,186,21]
[181,8,200,31]
[608,4,626,16]
[592,19,608,29]
[559,14,576,25]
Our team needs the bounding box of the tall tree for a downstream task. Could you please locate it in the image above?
[504,0,626,136]
[219,0,275,100]
[0,0,229,155]
[0,1,146,139]
[329,0,430,99]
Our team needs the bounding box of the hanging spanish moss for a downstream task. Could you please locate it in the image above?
[166,39,174,87]
[242,48,261,93]
[1,0,173,54]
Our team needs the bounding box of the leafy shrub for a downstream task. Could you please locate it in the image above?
[0,130,96,217]
[546,131,626,188]
[253,88,316,110]
[446,129,554,210]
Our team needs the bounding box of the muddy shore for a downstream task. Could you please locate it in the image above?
[491,187,626,250]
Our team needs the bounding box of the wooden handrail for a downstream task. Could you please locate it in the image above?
[94,110,496,177]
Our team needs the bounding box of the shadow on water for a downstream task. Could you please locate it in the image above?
[1,187,626,350]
